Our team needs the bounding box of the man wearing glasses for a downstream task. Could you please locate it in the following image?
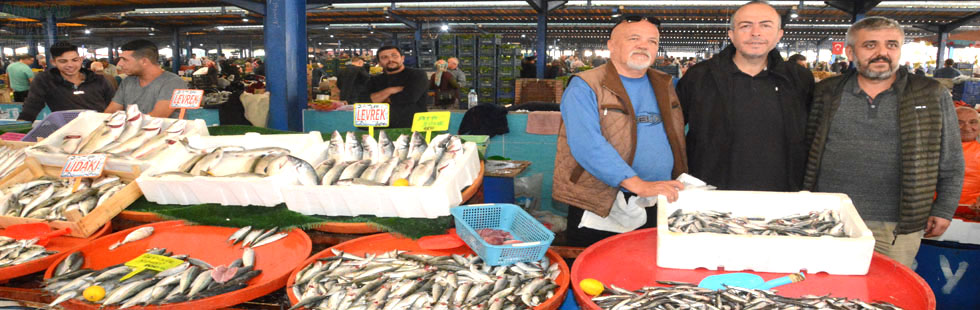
[553,15,687,247]
[678,1,814,192]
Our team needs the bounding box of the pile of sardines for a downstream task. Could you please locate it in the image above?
[0,176,127,220]
[0,236,55,268]
[30,104,192,160]
[227,226,288,249]
[667,209,847,237]
[315,130,465,186]
[591,281,902,310]
[0,145,26,179]
[291,250,561,310]
[45,247,261,308]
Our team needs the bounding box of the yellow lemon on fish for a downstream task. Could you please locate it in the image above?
[580,278,604,296]
[83,285,106,302]
[391,178,410,186]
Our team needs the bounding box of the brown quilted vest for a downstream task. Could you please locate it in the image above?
[553,64,687,217]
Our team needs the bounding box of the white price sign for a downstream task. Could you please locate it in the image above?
[170,89,204,109]
[61,154,107,178]
[353,103,390,127]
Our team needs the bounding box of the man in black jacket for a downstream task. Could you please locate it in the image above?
[336,57,368,104]
[677,0,814,191]
[18,41,114,121]
[359,47,428,128]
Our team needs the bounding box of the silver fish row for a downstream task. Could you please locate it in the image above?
[0,176,127,220]
[0,236,55,268]
[226,225,289,248]
[667,209,847,238]
[319,130,464,186]
[291,249,561,310]
[45,247,260,308]
[30,105,190,160]
[0,146,25,180]
[592,281,903,310]
[154,145,322,186]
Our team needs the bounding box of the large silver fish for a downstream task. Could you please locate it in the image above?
[344,132,362,162]
[130,119,189,159]
[109,227,154,251]
[419,133,451,163]
[76,111,127,154]
[321,161,352,185]
[325,131,345,163]
[113,104,145,146]
[359,162,384,181]
[267,155,319,186]
[60,133,84,154]
[436,136,465,176]
[338,159,371,182]
[105,117,164,154]
[378,130,394,161]
[407,131,427,161]
[408,159,437,186]
[387,158,416,185]
[361,133,380,163]
[312,159,335,179]
[393,134,410,160]
[373,157,401,184]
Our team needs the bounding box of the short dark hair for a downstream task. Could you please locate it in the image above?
[50,41,79,59]
[945,58,955,67]
[376,45,402,61]
[121,39,159,65]
[17,54,34,61]
[787,54,806,63]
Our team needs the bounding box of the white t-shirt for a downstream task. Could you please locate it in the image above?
[188,58,202,66]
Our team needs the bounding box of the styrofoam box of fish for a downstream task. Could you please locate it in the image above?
[281,142,481,218]
[25,111,209,172]
[136,132,327,207]
[656,190,876,275]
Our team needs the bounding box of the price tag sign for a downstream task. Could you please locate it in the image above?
[61,154,107,179]
[411,111,451,143]
[119,253,186,281]
[170,89,204,119]
[354,103,390,138]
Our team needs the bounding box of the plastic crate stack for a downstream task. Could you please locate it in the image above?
[396,34,416,67]
[418,39,436,69]
[457,35,478,105]
[963,80,980,106]
[477,34,501,105]
[497,44,520,106]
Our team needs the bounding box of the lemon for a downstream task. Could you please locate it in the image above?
[83,285,106,302]
[391,178,410,186]
[580,278,604,296]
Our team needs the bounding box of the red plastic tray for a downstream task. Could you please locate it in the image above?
[43,221,312,310]
[571,228,936,310]
[0,223,111,283]
[286,233,569,310]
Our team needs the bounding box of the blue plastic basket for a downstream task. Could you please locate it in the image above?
[451,204,554,266]
[21,110,84,142]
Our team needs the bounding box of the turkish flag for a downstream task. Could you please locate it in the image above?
[831,42,845,55]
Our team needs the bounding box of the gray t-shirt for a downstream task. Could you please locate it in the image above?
[111,71,187,114]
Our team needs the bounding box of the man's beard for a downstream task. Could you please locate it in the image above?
[384,63,403,73]
[857,55,898,80]
[626,50,652,70]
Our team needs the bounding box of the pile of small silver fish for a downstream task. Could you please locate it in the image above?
[291,250,561,310]
[315,130,465,186]
[45,247,261,308]
[0,176,128,220]
[591,281,902,310]
[0,146,26,179]
[227,226,288,249]
[667,209,847,237]
[153,144,321,186]
[30,105,191,160]
[0,236,56,268]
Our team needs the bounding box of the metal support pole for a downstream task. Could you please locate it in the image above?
[217,39,223,58]
[108,38,115,64]
[936,31,949,69]
[264,0,307,131]
[186,37,193,64]
[171,28,182,74]
[248,39,253,58]
[536,10,547,78]
[27,35,37,58]
[45,11,56,67]
[414,25,422,68]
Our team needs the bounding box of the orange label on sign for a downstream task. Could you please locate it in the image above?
[170,89,204,109]
[61,154,107,178]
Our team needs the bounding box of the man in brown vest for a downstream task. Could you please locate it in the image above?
[553,15,687,247]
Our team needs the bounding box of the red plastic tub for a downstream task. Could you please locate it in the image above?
[0,223,111,283]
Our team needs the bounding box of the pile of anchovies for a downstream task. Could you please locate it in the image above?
[0,236,55,268]
[668,209,847,237]
[592,281,903,310]
[291,250,562,310]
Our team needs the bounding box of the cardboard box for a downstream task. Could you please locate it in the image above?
[657,190,876,275]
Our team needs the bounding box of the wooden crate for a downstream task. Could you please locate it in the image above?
[0,157,143,237]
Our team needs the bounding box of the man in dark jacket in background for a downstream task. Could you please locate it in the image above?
[677,0,814,191]
[337,57,369,104]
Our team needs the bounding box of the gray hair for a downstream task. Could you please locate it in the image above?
[729,0,780,30]
[845,16,904,48]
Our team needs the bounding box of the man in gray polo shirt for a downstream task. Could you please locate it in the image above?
[104,39,187,117]
[804,17,963,266]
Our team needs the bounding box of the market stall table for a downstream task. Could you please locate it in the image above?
[571,228,935,310]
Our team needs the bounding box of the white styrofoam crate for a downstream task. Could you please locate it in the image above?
[656,190,876,275]
[136,131,326,207]
[25,111,209,172]
[928,217,980,245]
[282,142,481,218]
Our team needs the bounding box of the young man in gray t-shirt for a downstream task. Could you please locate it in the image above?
[104,39,188,117]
